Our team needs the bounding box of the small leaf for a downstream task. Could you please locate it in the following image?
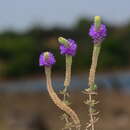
[63,100,71,106]
[91,84,97,91]
[66,92,70,97]
[85,88,91,92]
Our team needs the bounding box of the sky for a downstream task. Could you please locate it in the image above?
[0,0,130,31]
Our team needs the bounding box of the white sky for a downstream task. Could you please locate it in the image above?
[0,0,130,31]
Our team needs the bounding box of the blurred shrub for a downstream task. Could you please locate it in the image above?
[0,35,38,77]
[0,18,130,77]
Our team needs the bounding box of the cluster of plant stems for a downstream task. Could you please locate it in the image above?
[43,16,105,130]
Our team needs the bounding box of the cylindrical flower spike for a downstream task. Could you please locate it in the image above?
[58,38,79,129]
[39,51,80,130]
[89,16,107,44]
[86,16,107,130]
[58,37,68,47]
[88,16,107,88]
[58,37,77,87]
[39,52,56,67]
[59,37,77,56]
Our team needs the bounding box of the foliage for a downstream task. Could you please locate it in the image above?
[0,18,130,77]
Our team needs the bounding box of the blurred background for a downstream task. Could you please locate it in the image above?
[0,0,130,130]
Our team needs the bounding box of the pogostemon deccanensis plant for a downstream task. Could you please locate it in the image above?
[39,52,80,130]
[58,37,77,129]
[39,16,107,130]
[84,16,107,130]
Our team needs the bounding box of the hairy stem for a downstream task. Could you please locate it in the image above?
[89,94,94,130]
[44,67,80,130]
[64,114,72,130]
[63,55,72,130]
[88,44,101,88]
[64,55,72,87]
[87,44,101,130]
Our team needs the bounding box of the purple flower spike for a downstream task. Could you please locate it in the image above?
[89,24,107,44]
[59,39,77,56]
[39,52,56,67]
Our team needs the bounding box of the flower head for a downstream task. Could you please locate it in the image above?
[39,52,56,67]
[89,24,107,44]
[89,16,107,44]
[59,38,77,56]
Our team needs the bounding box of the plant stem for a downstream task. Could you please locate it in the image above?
[89,94,94,130]
[63,55,72,130]
[88,44,101,88]
[64,55,72,87]
[64,114,72,130]
[86,44,101,130]
[44,67,80,130]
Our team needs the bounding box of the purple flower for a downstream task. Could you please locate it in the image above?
[39,52,56,67]
[89,24,107,44]
[59,39,77,56]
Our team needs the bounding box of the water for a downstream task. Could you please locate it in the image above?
[0,71,130,93]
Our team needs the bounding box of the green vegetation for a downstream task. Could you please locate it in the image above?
[0,18,130,77]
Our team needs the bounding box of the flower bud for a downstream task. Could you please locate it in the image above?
[59,38,77,56]
[58,37,68,47]
[89,16,107,44]
[39,52,56,67]
[94,16,101,30]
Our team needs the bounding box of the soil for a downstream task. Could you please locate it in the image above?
[0,90,129,130]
